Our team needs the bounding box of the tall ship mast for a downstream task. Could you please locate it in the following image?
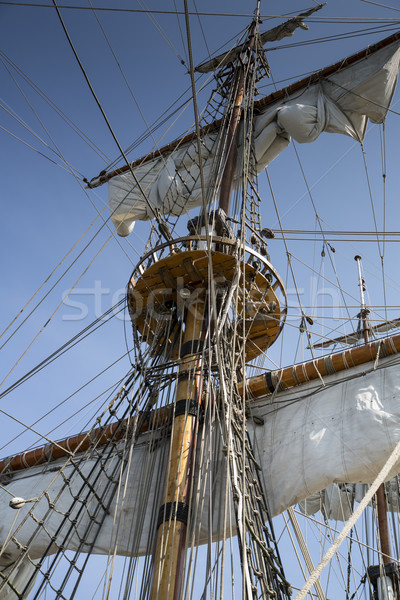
[3,2,400,599]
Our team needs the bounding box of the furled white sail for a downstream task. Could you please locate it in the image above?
[107,40,400,236]
[1,353,400,596]
[300,478,400,522]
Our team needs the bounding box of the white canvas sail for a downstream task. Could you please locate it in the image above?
[1,352,400,591]
[106,40,400,236]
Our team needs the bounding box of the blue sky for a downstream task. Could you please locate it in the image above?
[1,1,400,596]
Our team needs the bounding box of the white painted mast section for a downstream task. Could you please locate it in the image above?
[355,255,395,600]
[355,255,367,317]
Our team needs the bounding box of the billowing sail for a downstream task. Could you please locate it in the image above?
[101,37,400,236]
[2,351,400,595]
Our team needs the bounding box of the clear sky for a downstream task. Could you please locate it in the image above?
[1,0,400,596]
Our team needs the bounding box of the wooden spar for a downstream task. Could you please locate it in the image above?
[150,298,205,600]
[0,406,173,476]
[376,483,393,564]
[194,5,324,74]
[310,315,400,349]
[87,30,400,189]
[238,331,400,399]
[3,331,400,476]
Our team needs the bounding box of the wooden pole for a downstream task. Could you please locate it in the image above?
[219,68,245,215]
[219,23,257,216]
[237,331,400,399]
[150,298,205,600]
[3,331,400,477]
[376,484,392,564]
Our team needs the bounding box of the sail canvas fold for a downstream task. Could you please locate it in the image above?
[108,40,400,237]
[300,483,355,521]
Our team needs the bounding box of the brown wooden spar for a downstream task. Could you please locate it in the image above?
[238,331,400,400]
[218,20,257,215]
[0,407,173,477]
[218,66,245,215]
[376,482,393,563]
[3,330,400,477]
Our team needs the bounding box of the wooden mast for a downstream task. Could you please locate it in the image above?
[218,27,254,215]
[149,10,260,597]
[149,298,205,599]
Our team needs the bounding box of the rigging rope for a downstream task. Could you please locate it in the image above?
[0,232,114,391]
[51,0,170,236]
[2,3,400,22]
[0,50,110,162]
[295,436,400,600]
[0,100,83,177]
[0,284,123,401]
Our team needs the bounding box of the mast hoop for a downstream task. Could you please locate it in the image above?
[174,398,202,418]
[156,501,190,529]
[179,339,204,358]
